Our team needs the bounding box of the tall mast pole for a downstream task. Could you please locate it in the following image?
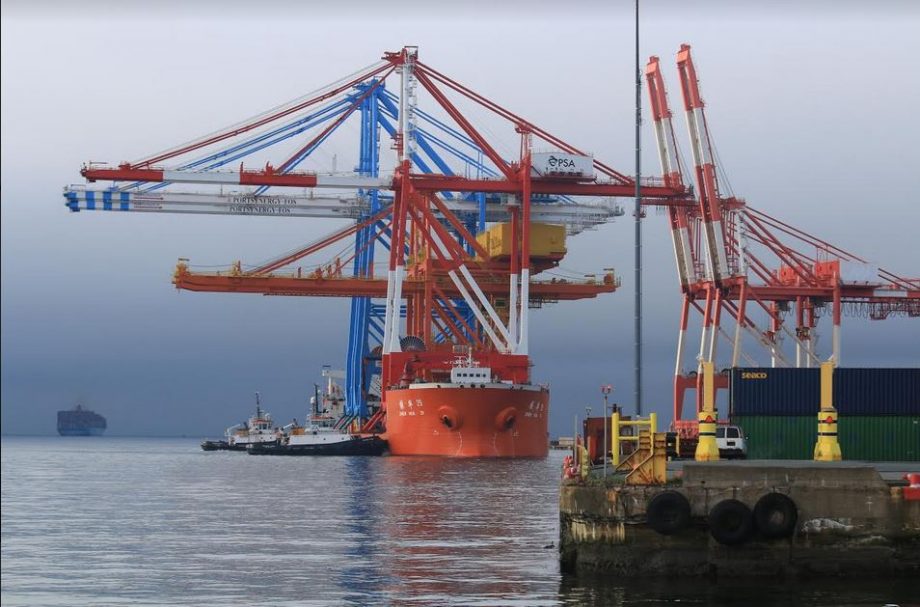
[634,0,643,416]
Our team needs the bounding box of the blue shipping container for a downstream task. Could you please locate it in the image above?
[730,367,920,416]
[835,368,920,416]
[730,368,819,416]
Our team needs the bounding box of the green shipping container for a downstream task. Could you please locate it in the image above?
[732,415,813,459]
[839,416,920,461]
[732,415,920,461]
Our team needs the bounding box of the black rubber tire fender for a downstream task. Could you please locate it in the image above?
[708,499,754,546]
[753,492,798,539]
[646,490,691,536]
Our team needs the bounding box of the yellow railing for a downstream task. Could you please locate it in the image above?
[611,411,657,467]
[611,411,666,485]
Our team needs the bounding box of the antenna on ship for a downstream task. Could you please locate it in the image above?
[255,391,262,418]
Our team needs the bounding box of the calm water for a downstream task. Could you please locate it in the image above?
[1,437,916,606]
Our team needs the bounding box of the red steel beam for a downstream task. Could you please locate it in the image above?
[415,61,637,185]
[173,271,617,300]
[413,69,515,180]
[407,174,682,198]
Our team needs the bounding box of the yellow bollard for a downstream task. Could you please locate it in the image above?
[814,361,842,461]
[695,361,720,461]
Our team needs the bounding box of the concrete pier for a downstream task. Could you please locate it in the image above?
[560,461,920,577]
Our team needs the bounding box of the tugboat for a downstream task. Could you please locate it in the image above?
[200,392,281,451]
[248,385,387,456]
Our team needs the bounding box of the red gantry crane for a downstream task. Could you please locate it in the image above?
[66,47,687,450]
[645,44,920,429]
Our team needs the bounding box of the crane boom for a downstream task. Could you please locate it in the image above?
[81,165,390,190]
[64,187,362,218]
[676,43,731,285]
[645,55,696,289]
[63,185,623,228]
[173,262,618,301]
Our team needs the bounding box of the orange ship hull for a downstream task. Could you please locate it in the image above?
[383,383,549,457]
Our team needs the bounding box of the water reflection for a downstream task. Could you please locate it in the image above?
[336,457,389,604]
[2,439,914,607]
[375,456,561,605]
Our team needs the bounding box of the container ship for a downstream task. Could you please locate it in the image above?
[57,405,107,436]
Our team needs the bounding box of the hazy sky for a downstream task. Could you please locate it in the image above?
[2,0,919,437]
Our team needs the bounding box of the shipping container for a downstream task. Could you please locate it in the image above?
[730,368,820,416]
[731,414,920,461]
[475,222,566,260]
[583,416,609,464]
[730,367,920,416]
[838,415,920,461]
[731,415,814,459]
[583,414,634,464]
[835,368,920,415]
